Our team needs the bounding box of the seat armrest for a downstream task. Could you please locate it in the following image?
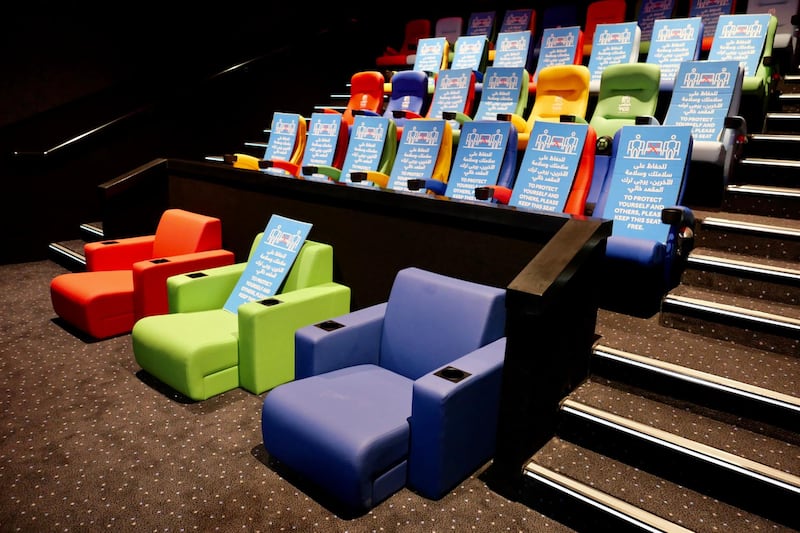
[635,115,660,125]
[351,170,390,188]
[442,111,472,125]
[294,302,388,378]
[236,282,352,394]
[408,337,506,499]
[85,235,156,271]
[166,261,248,313]
[260,160,302,177]
[132,249,236,319]
[475,185,512,204]
[408,178,447,195]
[303,165,342,182]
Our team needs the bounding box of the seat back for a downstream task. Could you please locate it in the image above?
[379,267,506,380]
[301,112,349,175]
[341,71,386,127]
[590,62,661,141]
[450,34,490,81]
[492,30,535,70]
[472,66,529,121]
[528,65,591,126]
[583,0,628,57]
[396,18,432,56]
[466,10,498,43]
[645,17,704,91]
[587,21,642,93]
[435,16,464,46]
[445,120,518,201]
[252,112,307,171]
[595,124,693,248]
[152,209,223,257]
[387,118,453,191]
[688,0,737,52]
[338,115,398,184]
[426,68,477,125]
[509,119,597,216]
[708,13,776,97]
[746,0,799,50]
[384,70,429,124]
[531,26,584,92]
[637,0,677,48]
[664,59,744,144]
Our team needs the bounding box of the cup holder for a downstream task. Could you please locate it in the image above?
[316,320,345,331]
[434,366,471,383]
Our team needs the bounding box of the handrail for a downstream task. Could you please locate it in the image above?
[5,24,343,161]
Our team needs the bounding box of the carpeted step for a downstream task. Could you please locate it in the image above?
[735,157,800,187]
[553,378,800,528]
[763,111,800,133]
[741,132,800,159]
[723,184,800,219]
[660,284,800,356]
[47,239,87,272]
[593,309,800,430]
[681,246,800,305]
[522,436,793,532]
[693,211,800,261]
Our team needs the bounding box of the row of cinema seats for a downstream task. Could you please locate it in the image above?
[47,206,513,513]
[380,0,798,70]
[212,63,738,313]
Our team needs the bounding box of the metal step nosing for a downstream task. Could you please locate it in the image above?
[592,346,800,413]
[561,400,800,494]
[701,217,800,238]
[749,133,800,142]
[78,224,103,238]
[687,254,800,281]
[740,158,800,168]
[523,463,693,533]
[727,184,800,198]
[47,243,86,266]
[663,294,800,330]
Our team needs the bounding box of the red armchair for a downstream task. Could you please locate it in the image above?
[50,208,235,339]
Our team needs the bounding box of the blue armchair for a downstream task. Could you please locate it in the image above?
[260,267,507,512]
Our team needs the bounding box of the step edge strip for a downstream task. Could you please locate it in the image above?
[47,243,86,266]
[701,217,800,238]
[740,158,800,167]
[593,345,800,412]
[688,254,800,280]
[561,400,800,493]
[663,294,800,330]
[523,462,694,533]
[727,184,800,197]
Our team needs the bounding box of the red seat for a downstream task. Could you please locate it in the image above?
[376,18,431,68]
[324,71,386,128]
[50,209,235,339]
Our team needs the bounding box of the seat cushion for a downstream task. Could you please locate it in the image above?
[132,309,239,401]
[50,270,134,339]
[261,364,414,510]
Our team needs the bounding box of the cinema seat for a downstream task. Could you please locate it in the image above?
[261,267,507,512]
[594,124,695,315]
[50,209,235,340]
[132,236,351,401]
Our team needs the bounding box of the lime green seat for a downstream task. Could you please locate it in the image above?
[589,62,661,143]
[132,236,351,401]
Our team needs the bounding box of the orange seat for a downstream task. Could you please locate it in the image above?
[325,71,386,128]
[582,0,628,57]
[377,18,432,67]
[50,209,235,339]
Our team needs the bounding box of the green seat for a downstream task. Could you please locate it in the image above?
[589,62,661,143]
[132,236,351,401]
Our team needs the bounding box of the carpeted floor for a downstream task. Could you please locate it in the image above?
[0,260,576,533]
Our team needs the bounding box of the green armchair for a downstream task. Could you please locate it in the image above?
[131,235,351,401]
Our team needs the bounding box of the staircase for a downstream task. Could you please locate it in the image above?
[517,76,800,529]
[48,221,104,271]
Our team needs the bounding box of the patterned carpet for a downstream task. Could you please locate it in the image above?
[0,260,575,533]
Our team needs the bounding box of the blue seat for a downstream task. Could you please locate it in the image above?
[593,124,695,315]
[260,267,507,512]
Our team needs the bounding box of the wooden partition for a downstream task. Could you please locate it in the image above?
[102,158,612,493]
